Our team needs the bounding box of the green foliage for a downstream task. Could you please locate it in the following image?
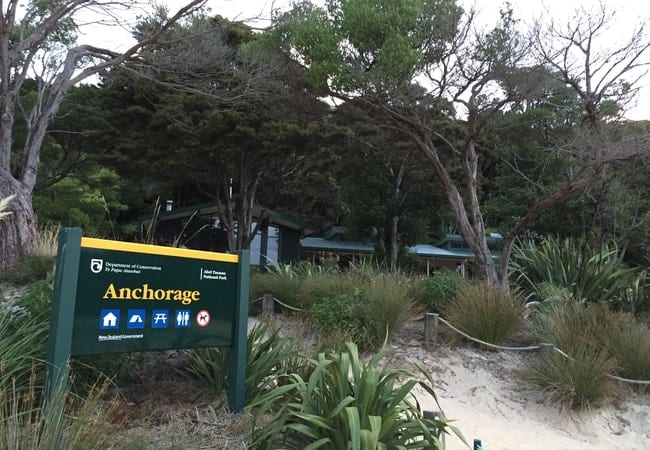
[249,342,463,449]
[531,281,574,303]
[33,167,127,238]
[14,278,53,321]
[528,299,587,350]
[182,346,230,398]
[413,271,470,313]
[0,254,55,285]
[182,322,300,403]
[524,343,616,409]
[0,277,138,389]
[443,283,525,347]
[511,236,640,307]
[310,288,376,352]
[310,273,417,352]
[273,0,462,93]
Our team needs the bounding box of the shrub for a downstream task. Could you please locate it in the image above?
[443,283,525,347]
[413,271,469,312]
[528,299,587,350]
[524,343,616,409]
[249,342,464,449]
[15,278,53,321]
[298,270,357,307]
[310,288,376,351]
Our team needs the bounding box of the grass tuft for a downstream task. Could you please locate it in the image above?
[443,283,525,347]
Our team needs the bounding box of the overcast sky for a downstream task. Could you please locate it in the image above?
[78,0,650,120]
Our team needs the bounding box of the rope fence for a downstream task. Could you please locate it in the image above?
[255,295,650,385]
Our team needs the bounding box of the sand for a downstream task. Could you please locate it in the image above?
[251,315,649,450]
[406,345,650,450]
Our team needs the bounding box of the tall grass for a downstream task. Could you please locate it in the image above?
[524,343,616,409]
[0,314,48,389]
[365,273,419,345]
[250,262,315,310]
[593,312,650,383]
[33,225,60,258]
[0,373,117,449]
[527,300,650,406]
[443,283,525,347]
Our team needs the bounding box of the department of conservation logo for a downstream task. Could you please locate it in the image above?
[90,258,103,273]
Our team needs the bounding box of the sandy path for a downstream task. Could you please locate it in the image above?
[407,346,650,450]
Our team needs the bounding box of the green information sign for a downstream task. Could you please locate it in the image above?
[46,228,250,411]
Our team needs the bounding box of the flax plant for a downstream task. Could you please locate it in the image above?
[249,342,464,449]
[511,237,639,306]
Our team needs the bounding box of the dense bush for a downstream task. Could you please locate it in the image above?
[443,283,525,347]
[249,342,462,449]
[310,288,376,351]
[413,271,469,312]
[310,273,417,351]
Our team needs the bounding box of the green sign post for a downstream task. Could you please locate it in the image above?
[46,228,250,411]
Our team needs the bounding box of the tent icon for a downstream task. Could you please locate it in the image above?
[127,310,146,329]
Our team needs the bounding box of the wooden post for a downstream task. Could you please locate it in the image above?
[424,313,439,350]
[262,293,274,316]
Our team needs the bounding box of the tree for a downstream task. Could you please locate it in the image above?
[99,15,332,251]
[271,0,650,289]
[335,104,441,271]
[0,0,207,268]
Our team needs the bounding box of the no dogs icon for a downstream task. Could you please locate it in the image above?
[196,309,211,327]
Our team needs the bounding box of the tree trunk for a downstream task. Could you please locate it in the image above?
[0,181,37,269]
[389,214,399,272]
[409,132,503,288]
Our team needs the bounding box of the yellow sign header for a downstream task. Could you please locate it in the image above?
[81,237,239,263]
